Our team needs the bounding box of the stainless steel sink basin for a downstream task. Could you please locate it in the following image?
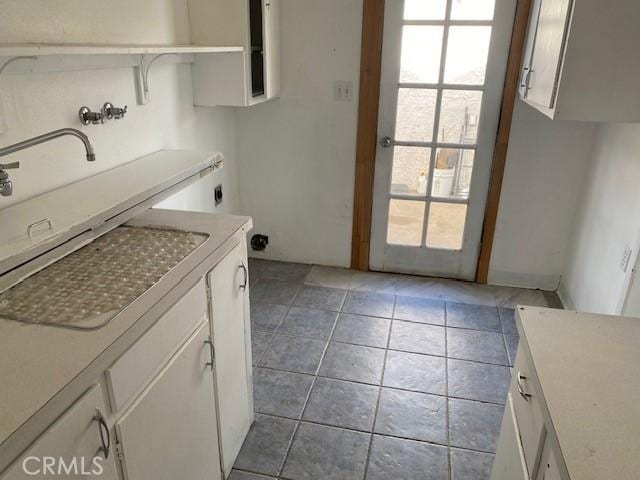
[0,226,206,330]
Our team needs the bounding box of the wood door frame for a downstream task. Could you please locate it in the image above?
[350,0,532,281]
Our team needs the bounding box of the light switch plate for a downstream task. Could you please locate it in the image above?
[334,81,354,101]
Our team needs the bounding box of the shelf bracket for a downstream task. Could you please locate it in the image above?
[134,53,178,105]
[0,56,38,133]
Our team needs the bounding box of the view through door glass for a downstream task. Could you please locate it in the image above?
[387,0,495,250]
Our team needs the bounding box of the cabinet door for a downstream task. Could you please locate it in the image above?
[2,386,118,480]
[491,394,529,480]
[115,323,222,480]
[208,242,251,477]
[263,0,281,99]
[527,0,573,108]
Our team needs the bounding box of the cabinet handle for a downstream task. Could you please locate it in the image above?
[93,412,111,459]
[239,263,248,290]
[517,371,532,400]
[204,338,214,369]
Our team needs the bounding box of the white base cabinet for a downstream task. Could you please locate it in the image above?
[115,323,221,480]
[208,241,253,477]
[492,394,529,480]
[2,386,118,480]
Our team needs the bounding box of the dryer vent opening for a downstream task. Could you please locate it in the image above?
[251,234,269,251]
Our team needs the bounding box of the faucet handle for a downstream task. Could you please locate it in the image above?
[0,162,20,170]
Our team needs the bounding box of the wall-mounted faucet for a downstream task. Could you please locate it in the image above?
[0,128,96,197]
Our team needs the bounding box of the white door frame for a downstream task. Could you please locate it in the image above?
[370,0,517,280]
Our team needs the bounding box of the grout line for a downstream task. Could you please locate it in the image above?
[255,328,511,368]
[361,294,397,480]
[275,297,341,478]
[444,295,452,480]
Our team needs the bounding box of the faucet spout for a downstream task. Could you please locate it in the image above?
[0,128,96,162]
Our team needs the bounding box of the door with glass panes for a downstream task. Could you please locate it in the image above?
[370,0,516,279]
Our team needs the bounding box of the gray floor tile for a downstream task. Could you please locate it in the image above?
[303,378,379,431]
[448,359,511,404]
[374,388,448,444]
[367,435,449,480]
[252,279,301,305]
[443,281,497,306]
[447,328,509,366]
[294,285,347,311]
[383,351,446,395]
[248,258,270,282]
[394,276,447,300]
[389,321,446,357]
[332,313,391,348]
[229,470,276,480]
[492,286,555,308]
[281,423,370,480]
[449,398,504,453]
[394,296,445,326]
[276,306,338,340]
[319,342,386,385]
[251,303,288,333]
[234,414,297,477]
[498,307,517,334]
[350,271,397,294]
[450,448,495,480]
[259,334,327,374]
[254,368,315,419]
[304,265,354,290]
[447,303,501,332]
[252,331,273,365]
[342,291,395,318]
[504,334,519,366]
[256,260,312,283]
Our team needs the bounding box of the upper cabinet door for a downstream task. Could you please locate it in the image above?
[526,0,572,108]
[115,323,222,480]
[263,0,281,99]
[208,242,252,477]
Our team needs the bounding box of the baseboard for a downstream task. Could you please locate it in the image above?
[487,269,560,291]
[556,280,576,310]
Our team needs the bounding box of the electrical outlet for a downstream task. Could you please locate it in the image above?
[214,184,223,206]
[334,81,354,101]
[620,245,632,273]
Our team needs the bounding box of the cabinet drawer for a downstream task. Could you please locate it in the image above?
[1,385,118,479]
[106,280,207,413]
[491,393,529,480]
[511,345,546,478]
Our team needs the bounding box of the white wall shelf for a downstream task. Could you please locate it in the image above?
[0,44,243,57]
[0,44,245,108]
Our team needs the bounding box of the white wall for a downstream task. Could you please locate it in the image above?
[488,101,595,290]
[235,0,362,267]
[0,0,239,214]
[560,123,640,314]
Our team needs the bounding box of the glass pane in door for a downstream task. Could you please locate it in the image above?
[438,90,483,143]
[426,203,467,249]
[444,26,492,84]
[394,88,438,142]
[404,0,447,20]
[431,148,474,200]
[451,0,496,20]
[400,26,443,84]
[387,199,425,246]
[391,147,432,196]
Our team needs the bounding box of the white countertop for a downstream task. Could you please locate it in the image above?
[0,209,251,469]
[518,307,640,480]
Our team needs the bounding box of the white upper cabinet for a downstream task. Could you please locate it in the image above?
[520,0,640,121]
[189,0,281,107]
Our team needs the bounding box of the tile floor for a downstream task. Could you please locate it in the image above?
[231,260,562,480]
